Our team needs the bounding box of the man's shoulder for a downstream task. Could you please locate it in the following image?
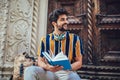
[41,33,52,40]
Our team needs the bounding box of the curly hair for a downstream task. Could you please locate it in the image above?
[49,8,68,23]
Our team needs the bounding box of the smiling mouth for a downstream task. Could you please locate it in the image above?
[63,24,68,29]
[59,25,68,31]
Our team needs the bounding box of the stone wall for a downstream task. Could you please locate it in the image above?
[0,0,48,79]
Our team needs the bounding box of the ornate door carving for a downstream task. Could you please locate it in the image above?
[47,0,120,79]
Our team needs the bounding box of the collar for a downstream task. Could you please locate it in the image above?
[52,31,69,41]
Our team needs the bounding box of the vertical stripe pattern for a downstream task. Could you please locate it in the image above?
[38,32,84,62]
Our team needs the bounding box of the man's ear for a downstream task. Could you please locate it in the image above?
[52,22,56,26]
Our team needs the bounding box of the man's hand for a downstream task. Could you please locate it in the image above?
[46,64,63,72]
[38,56,63,72]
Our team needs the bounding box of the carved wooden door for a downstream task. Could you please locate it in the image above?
[47,0,120,79]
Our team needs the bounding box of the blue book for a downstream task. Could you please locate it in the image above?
[42,51,72,70]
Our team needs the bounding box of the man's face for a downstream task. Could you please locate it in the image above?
[56,14,69,31]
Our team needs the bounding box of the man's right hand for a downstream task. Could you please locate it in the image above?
[38,56,63,72]
[45,64,63,72]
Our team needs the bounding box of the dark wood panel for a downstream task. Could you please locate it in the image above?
[47,0,120,79]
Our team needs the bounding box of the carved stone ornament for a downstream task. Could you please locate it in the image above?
[7,20,29,62]
[6,0,33,62]
[0,0,9,65]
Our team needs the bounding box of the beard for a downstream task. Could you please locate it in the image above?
[59,27,67,31]
[58,24,68,31]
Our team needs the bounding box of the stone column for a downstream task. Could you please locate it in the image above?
[38,0,48,43]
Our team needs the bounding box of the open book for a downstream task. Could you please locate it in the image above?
[42,51,72,70]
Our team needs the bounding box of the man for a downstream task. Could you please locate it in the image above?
[24,8,84,80]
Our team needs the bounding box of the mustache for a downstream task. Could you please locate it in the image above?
[59,24,68,31]
[63,23,68,26]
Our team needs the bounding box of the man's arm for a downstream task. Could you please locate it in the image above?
[71,36,83,71]
[37,37,63,72]
[71,55,82,71]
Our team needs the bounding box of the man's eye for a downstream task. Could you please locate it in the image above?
[61,18,64,21]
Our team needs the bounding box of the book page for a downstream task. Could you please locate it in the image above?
[42,52,52,62]
[52,52,68,61]
[42,51,71,70]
